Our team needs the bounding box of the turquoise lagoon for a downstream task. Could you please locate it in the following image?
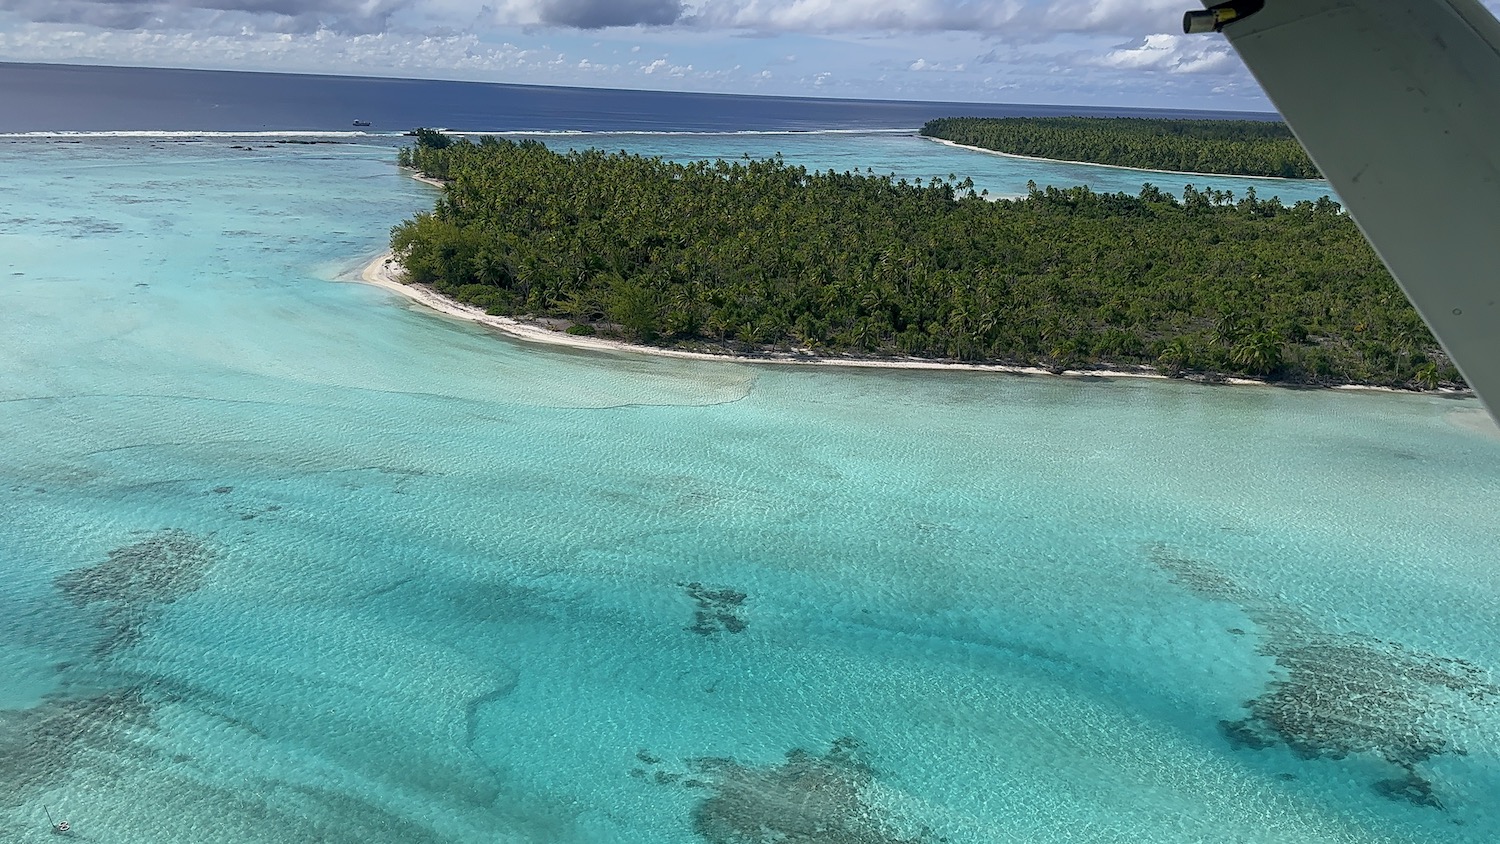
[498,129,1342,203]
[0,134,1497,843]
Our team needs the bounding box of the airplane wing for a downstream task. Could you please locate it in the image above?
[1191,0,1500,414]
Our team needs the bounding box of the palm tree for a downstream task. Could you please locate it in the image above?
[1413,361,1439,390]
[1157,337,1193,376]
[1231,331,1284,375]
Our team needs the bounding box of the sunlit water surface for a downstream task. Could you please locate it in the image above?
[0,136,1496,843]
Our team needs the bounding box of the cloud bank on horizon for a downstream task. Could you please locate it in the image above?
[1,0,1497,109]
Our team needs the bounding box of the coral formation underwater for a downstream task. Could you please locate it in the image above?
[1147,544,1498,808]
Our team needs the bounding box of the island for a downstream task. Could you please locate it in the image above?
[921,117,1321,180]
[385,132,1460,391]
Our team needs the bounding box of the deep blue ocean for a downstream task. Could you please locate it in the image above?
[0,61,1275,133]
[1,63,1497,843]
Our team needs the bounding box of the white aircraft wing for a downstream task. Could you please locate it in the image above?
[1193,0,1500,414]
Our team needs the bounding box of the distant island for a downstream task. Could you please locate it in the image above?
[921,117,1322,180]
[386,132,1459,391]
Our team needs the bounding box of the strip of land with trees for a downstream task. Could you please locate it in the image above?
[921,117,1322,180]
[390,133,1457,390]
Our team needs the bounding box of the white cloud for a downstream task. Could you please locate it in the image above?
[1095,32,1237,74]
[0,0,1326,105]
[4,0,413,35]
[638,56,689,74]
[686,0,1023,33]
[0,24,550,75]
[1037,0,1181,35]
[480,0,684,28]
[907,57,965,72]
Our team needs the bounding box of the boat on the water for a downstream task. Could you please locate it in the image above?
[352,120,371,127]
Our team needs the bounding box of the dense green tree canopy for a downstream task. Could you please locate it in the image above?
[391,135,1457,390]
[921,117,1322,179]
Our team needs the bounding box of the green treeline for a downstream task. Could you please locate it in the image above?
[391,136,1457,389]
[921,117,1322,180]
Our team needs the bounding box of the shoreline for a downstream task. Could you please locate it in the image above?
[362,173,1457,395]
[354,251,1170,378]
[924,137,1327,185]
[371,162,1177,377]
[353,251,1468,396]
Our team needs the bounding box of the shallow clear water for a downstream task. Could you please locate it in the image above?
[1,135,1495,843]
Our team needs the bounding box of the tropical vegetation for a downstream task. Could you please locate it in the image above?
[390,134,1457,390]
[921,117,1322,179]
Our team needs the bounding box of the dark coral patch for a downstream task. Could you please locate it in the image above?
[1147,543,1499,809]
[684,737,927,844]
[0,686,156,803]
[1220,630,1496,807]
[681,582,748,636]
[634,738,929,843]
[1218,718,1276,751]
[55,529,216,654]
[1145,544,1249,602]
[1374,771,1445,810]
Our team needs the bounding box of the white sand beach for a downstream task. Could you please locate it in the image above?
[354,251,1185,379]
[354,252,1483,398]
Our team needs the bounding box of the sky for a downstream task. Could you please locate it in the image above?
[1,0,1498,110]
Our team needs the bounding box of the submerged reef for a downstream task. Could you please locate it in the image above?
[1147,544,1499,808]
[0,530,213,807]
[54,529,216,654]
[638,737,929,844]
[0,686,155,803]
[1145,545,1251,603]
[1220,630,1497,809]
[0,682,451,842]
[681,582,748,636]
